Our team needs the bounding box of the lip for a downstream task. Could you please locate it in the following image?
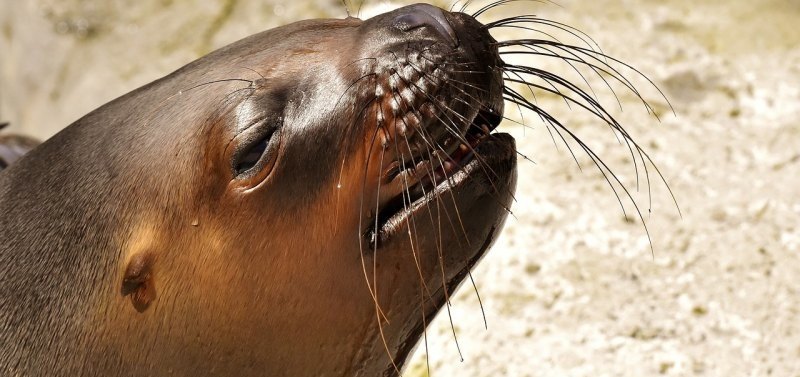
[365,131,515,248]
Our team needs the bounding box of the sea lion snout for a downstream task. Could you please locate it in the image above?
[353,6,509,248]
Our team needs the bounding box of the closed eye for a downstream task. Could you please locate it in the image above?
[231,118,281,180]
[228,91,287,184]
[235,136,269,175]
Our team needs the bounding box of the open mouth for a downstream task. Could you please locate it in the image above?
[365,106,509,247]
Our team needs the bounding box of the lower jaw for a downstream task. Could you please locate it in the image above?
[384,202,506,376]
[368,132,515,247]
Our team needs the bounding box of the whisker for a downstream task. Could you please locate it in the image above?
[498,39,675,116]
[357,110,390,323]
[485,15,606,54]
[472,0,552,19]
[502,66,645,189]
[468,271,488,330]
[503,90,660,255]
[373,142,401,375]
[389,102,433,297]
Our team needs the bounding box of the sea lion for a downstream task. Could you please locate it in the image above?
[0,123,40,170]
[0,3,514,376]
[0,2,665,376]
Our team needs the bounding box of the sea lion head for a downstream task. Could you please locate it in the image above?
[0,3,515,376]
[165,4,517,375]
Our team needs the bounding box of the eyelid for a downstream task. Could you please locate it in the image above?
[234,128,274,176]
[231,117,282,179]
[234,100,268,133]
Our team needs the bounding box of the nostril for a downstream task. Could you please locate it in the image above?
[393,5,458,47]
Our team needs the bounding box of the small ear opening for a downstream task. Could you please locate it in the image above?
[121,252,156,313]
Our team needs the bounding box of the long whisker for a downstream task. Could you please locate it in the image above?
[472,0,556,19]
[484,15,606,54]
[497,39,675,116]
[389,102,432,297]
[358,107,390,323]
[468,271,488,330]
[503,90,660,255]
[374,141,401,375]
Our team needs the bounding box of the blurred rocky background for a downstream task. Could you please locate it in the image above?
[2,0,799,376]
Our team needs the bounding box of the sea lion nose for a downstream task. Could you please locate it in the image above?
[392,4,458,47]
